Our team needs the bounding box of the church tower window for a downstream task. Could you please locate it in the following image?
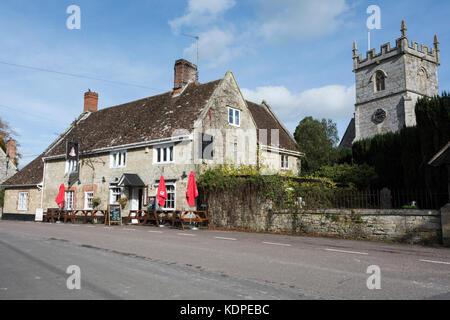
[375,71,386,92]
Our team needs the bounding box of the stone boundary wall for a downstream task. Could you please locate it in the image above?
[207,194,442,245]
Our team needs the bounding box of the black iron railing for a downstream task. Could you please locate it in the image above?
[299,188,448,210]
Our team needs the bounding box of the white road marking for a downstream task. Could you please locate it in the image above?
[262,242,292,247]
[148,231,163,234]
[214,237,237,241]
[123,228,136,231]
[420,259,450,265]
[178,233,196,237]
[325,248,368,255]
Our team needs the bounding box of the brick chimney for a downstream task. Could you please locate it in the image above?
[173,59,198,93]
[84,90,98,113]
[6,139,16,161]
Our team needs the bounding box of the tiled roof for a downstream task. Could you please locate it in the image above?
[3,77,300,187]
[1,154,44,187]
[246,100,299,152]
[46,80,222,157]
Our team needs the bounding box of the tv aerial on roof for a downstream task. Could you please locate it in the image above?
[182,33,200,80]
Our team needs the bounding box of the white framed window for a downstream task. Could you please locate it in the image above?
[109,186,123,205]
[65,159,78,174]
[110,150,127,168]
[153,144,174,164]
[64,191,74,210]
[228,107,240,126]
[84,191,94,210]
[17,192,29,211]
[281,155,289,170]
[155,183,176,211]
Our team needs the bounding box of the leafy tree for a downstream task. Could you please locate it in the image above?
[294,117,339,173]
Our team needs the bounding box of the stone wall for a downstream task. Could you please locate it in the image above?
[3,187,41,218]
[0,149,17,184]
[207,193,442,245]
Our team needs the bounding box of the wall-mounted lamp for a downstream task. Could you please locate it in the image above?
[181,171,188,180]
[102,177,106,183]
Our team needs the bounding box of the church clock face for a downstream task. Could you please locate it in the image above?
[372,109,387,124]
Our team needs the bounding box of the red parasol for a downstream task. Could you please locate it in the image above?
[55,184,65,208]
[156,176,167,207]
[186,171,198,208]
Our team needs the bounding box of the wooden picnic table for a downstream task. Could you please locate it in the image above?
[75,209,107,224]
[179,210,210,228]
[43,208,61,223]
[123,209,210,230]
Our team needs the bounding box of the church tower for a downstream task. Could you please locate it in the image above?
[352,21,440,141]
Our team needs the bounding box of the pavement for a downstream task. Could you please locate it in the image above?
[0,220,449,300]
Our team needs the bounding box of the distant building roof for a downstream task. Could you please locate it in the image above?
[339,118,355,149]
[246,100,299,153]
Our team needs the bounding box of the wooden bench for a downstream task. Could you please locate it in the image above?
[180,211,210,228]
[125,210,145,225]
[44,208,61,223]
[63,210,81,224]
[140,209,160,227]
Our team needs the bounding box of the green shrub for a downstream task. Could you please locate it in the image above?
[316,163,378,189]
[352,92,450,194]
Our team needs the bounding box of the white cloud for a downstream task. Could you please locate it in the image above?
[183,28,245,68]
[256,0,349,43]
[241,84,355,128]
[169,0,236,33]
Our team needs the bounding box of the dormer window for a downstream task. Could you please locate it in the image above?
[375,71,386,92]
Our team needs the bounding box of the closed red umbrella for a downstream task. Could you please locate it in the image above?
[186,171,198,208]
[55,184,65,208]
[156,176,167,208]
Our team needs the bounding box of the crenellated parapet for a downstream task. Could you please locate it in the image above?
[353,21,440,71]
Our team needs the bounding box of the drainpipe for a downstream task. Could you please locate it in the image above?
[40,159,46,209]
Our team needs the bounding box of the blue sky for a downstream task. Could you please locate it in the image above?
[0,0,449,168]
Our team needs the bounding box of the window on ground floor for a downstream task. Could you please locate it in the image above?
[84,191,94,210]
[155,183,176,211]
[17,192,29,211]
[281,154,289,169]
[64,191,74,210]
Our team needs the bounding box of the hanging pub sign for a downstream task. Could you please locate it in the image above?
[66,141,79,160]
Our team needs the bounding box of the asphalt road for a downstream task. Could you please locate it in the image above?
[0,220,449,300]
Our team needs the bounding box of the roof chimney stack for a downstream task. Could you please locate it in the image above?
[173,59,198,93]
[84,90,98,113]
[6,139,16,162]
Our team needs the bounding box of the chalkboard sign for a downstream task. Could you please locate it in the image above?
[107,204,122,226]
